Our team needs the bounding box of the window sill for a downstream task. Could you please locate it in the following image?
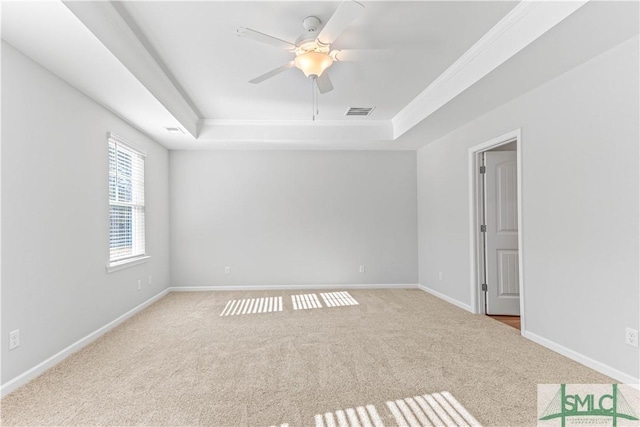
[106,255,150,273]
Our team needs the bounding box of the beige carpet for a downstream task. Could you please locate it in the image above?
[0,289,613,426]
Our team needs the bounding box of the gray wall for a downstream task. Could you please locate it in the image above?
[414,36,639,380]
[170,150,418,287]
[1,42,171,384]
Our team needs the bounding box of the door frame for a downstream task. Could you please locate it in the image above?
[468,129,525,334]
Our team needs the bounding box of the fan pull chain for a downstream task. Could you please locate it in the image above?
[311,76,320,121]
[311,77,315,121]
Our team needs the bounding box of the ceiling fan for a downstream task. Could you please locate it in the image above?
[236,0,384,95]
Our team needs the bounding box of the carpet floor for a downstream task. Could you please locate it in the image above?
[0,289,613,426]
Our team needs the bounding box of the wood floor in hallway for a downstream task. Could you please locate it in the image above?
[487,314,521,330]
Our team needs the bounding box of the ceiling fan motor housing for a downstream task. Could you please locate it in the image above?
[295,16,331,55]
[296,16,323,48]
[302,16,320,33]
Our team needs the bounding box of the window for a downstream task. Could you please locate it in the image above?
[108,133,146,266]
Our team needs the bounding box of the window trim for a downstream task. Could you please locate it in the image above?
[106,255,150,274]
[107,132,149,272]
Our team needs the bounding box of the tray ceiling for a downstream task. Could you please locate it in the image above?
[3,1,637,149]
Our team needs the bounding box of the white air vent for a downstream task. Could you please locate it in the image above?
[165,127,184,134]
[345,107,375,117]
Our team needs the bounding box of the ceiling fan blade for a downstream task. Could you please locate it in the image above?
[316,72,334,94]
[316,0,364,46]
[236,27,296,50]
[249,61,295,84]
[331,49,394,62]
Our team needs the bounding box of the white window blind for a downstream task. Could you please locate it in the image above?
[108,134,146,263]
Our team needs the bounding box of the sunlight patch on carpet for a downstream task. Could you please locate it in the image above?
[292,293,323,310]
[269,391,480,427]
[220,297,283,316]
[319,291,359,307]
[386,391,481,427]
[315,404,383,427]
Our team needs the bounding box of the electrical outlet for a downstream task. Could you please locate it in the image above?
[9,330,19,350]
[224,266,231,275]
[625,327,639,347]
[148,275,152,286]
[439,272,443,280]
[359,265,365,273]
[137,279,141,291]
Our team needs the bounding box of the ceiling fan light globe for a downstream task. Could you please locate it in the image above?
[294,52,333,77]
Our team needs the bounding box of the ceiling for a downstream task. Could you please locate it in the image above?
[118,1,515,121]
[2,1,638,149]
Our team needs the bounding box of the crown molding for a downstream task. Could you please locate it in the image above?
[392,0,587,140]
[198,118,394,142]
[62,1,201,138]
[201,119,387,128]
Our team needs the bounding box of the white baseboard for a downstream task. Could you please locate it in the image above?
[418,284,474,313]
[0,288,170,398]
[169,283,419,292]
[524,331,640,386]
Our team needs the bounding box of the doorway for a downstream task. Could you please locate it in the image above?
[468,130,524,333]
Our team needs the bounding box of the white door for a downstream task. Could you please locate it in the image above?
[484,151,520,315]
